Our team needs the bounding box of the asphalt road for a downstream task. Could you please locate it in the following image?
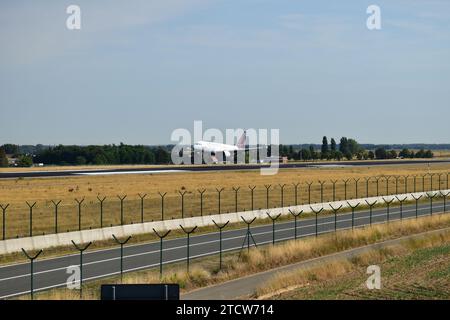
[0,201,446,299]
[1,159,448,179]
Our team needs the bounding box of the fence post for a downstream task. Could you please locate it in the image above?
[306,182,313,204]
[365,177,371,198]
[346,202,360,229]
[404,175,409,193]
[112,235,132,282]
[264,185,272,209]
[330,180,338,201]
[310,206,323,237]
[382,197,394,222]
[117,195,127,225]
[365,200,377,226]
[21,248,43,300]
[158,192,167,221]
[216,188,225,214]
[288,209,303,240]
[75,198,85,231]
[279,184,286,208]
[440,191,449,213]
[395,196,407,220]
[329,204,342,231]
[292,183,300,206]
[394,176,400,194]
[385,176,391,195]
[354,178,360,199]
[427,192,437,215]
[413,175,417,193]
[51,200,62,234]
[138,193,147,223]
[178,191,187,219]
[97,196,106,228]
[212,220,230,270]
[26,201,37,237]
[1,204,10,240]
[232,187,240,213]
[197,189,206,216]
[421,174,427,192]
[342,179,349,200]
[375,177,381,196]
[71,240,92,298]
[318,181,325,203]
[248,186,256,211]
[240,217,257,254]
[266,212,281,245]
[153,229,171,277]
[411,194,423,219]
[180,225,198,273]
[430,173,435,191]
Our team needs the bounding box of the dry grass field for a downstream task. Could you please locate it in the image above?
[17,212,450,300]
[256,231,450,300]
[0,163,449,239]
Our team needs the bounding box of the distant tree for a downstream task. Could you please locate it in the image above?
[330,138,337,152]
[399,148,411,158]
[299,148,311,161]
[375,147,387,159]
[424,150,434,158]
[75,156,87,165]
[0,148,8,167]
[368,151,375,160]
[17,155,33,167]
[334,151,343,161]
[1,144,19,155]
[339,137,349,155]
[388,150,398,159]
[309,145,318,160]
[321,136,329,159]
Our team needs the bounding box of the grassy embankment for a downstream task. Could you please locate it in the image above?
[256,230,450,300]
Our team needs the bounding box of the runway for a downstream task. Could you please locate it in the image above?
[1,159,448,179]
[0,200,446,299]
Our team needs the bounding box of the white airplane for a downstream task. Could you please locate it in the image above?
[192,131,248,163]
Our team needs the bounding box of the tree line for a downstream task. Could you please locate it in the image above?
[279,137,434,161]
[0,139,436,167]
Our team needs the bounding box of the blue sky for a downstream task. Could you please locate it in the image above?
[0,0,449,145]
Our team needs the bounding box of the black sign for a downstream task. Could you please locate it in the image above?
[101,284,179,301]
